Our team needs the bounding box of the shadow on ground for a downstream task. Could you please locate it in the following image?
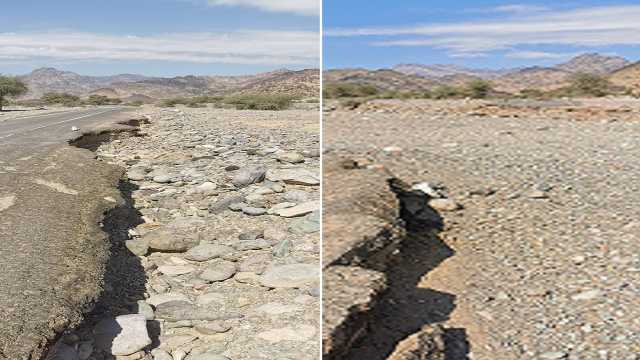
[344,181,470,360]
[46,179,148,359]
[90,180,147,316]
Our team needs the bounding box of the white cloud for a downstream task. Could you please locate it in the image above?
[493,4,549,14]
[506,51,577,60]
[207,0,318,16]
[327,5,640,56]
[0,31,319,66]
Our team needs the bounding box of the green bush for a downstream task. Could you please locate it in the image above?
[466,80,493,99]
[160,98,184,107]
[0,76,28,110]
[160,96,222,108]
[518,88,546,99]
[85,95,122,105]
[223,94,296,110]
[323,83,379,98]
[432,85,464,99]
[42,92,81,106]
[569,73,611,97]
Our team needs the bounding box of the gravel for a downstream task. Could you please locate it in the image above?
[324,98,640,359]
[50,105,320,360]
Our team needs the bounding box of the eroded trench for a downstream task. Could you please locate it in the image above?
[323,175,470,360]
[43,118,150,359]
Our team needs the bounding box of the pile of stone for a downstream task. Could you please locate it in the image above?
[50,106,320,360]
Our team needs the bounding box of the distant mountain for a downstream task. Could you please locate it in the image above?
[324,68,437,92]
[18,67,319,100]
[234,69,319,97]
[18,68,153,98]
[554,53,630,75]
[492,54,631,93]
[492,67,572,93]
[393,64,507,79]
[326,53,633,94]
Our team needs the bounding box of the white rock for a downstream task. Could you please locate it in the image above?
[411,182,441,198]
[571,289,602,301]
[147,293,190,306]
[428,198,460,211]
[157,265,196,276]
[194,181,217,195]
[200,261,237,282]
[255,302,301,315]
[196,292,225,306]
[260,264,319,288]
[273,201,319,218]
[93,314,151,356]
[0,194,16,212]
[257,325,316,343]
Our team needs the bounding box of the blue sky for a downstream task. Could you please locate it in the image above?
[0,0,318,76]
[324,1,640,70]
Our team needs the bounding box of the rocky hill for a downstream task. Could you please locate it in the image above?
[393,64,506,79]
[18,68,150,98]
[324,68,437,92]
[492,67,572,93]
[554,53,630,75]
[18,67,320,100]
[234,69,319,97]
[326,53,634,94]
[609,62,640,91]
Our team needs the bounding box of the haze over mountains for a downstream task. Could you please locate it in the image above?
[17,67,320,100]
[326,53,638,94]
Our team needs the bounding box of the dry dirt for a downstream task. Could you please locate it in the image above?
[323,98,640,360]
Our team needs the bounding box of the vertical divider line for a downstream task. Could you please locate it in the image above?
[318,0,324,358]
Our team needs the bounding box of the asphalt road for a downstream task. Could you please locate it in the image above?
[0,107,134,359]
[0,107,127,161]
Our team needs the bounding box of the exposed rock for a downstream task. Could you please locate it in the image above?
[93,315,151,356]
[260,264,319,288]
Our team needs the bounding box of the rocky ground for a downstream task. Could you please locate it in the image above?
[49,105,320,360]
[323,98,640,360]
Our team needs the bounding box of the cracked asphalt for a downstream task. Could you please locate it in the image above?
[0,107,133,359]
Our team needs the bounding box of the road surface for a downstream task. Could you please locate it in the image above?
[0,107,135,359]
[0,107,127,160]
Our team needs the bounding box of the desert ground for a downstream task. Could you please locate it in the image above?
[0,102,320,360]
[64,104,320,360]
[323,98,640,360]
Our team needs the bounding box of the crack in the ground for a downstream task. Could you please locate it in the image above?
[328,176,470,360]
[42,118,149,360]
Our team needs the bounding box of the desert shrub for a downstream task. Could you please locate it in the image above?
[518,88,546,99]
[339,98,366,110]
[124,100,144,107]
[42,92,81,106]
[431,85,464,99]
[223,94,296,110]
[323,83,379,98]
[85,95,122,105]
[569,73,611,97]
[466,80,493,99]
[0,76,28,110]
[160,96,221,108]
[160,98,186,107]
